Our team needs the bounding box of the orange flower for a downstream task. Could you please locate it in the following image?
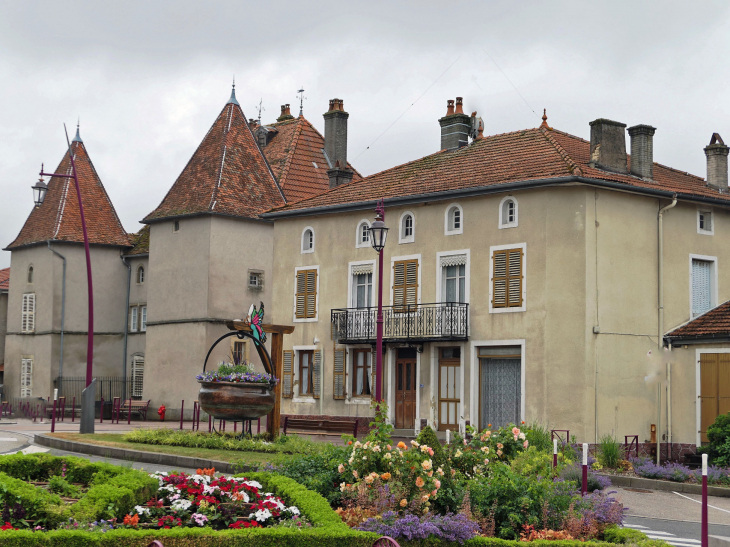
[124,514,139,527]
[348,440,353,445]
[521,421,525,425]
[397,441,407,450]
[415,476,425,488]
[488,424,492,428]
[400,499,408,507]
[381,472,392,481]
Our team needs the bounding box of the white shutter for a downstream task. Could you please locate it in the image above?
[692,260,712,317]
[132,357,145,399]
[141,306,147,332]
[20,358,32,398]
[22,294,35,333]
[312,350,322,399]
[130,307,138,332]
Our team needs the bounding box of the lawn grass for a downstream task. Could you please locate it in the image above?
[47,432,296,466]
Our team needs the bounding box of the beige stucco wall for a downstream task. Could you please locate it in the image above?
[0,292,7,366]
[271,185,730,444]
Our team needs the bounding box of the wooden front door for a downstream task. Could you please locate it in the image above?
[395,348,417,429]
[700,353,730,442]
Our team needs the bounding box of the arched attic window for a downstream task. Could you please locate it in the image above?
[137,265,145,284]
[445,204,463,235]
[302,227,315,254]
[499,197,518,229]
[27,265,34,284]
[356,220,371,248]
[399,212,415,244]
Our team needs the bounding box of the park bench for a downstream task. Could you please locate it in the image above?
[116,399,151,421]
[282,416,359,438]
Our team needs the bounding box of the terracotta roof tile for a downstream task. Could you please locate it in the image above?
[126,225,149,255]
[144,101,285,222]
[269,126,730,214]
[666,300,730,340]
[6,141,131,249]
[261,116,362,201]
[0,268,9,291]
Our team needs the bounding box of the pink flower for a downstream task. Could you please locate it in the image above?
[338,464,345,473]
[463,439,468,446]
[432,489,438,497]
[352,470,358,479]
[512,427,520,436]
[428,448,434,456]
[523,440,529,449]
[434,479,441,489]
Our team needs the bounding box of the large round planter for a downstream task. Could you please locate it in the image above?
[197,381,275,421]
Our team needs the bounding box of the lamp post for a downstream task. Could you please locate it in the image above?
[368,199,389,402]
[37,125,95,433]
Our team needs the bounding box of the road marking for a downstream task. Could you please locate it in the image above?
[0,438,17,441]
[672,491,730,514]
[624,524,702,547]
[624,524,648,529]
[644,531,674,535]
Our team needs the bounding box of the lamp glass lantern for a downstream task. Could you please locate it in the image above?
[368,216,389,253]
[32,178,48,207]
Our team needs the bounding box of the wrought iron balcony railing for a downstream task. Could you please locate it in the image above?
[331,302,469,344]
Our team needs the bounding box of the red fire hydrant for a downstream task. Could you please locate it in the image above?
[158,405,166,422]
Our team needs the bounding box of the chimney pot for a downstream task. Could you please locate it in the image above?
[627,124,656,180]
[324,98,351,187]
[455,97,464,115]
[589,118,628,174]
[705,133,730,189]
[277,104,294,122]
[446,100,455,116]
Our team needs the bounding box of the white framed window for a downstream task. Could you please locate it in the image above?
[445,203,464,235]
[690,254,718,318]
[21,293,35,333]
[137,265,145,284]
[399,211,415,244]
[141,306,147,332]
[131,355,145,399]
[489,243,526,314]
[293,266,320,322]
[356,220,371,248]
[248,270,264,290]
[20,357,33,398]
[301,226,315,253]
[698,210,714,235]
[27,265,34,284]
[130,306,139,332]
[499,196,518,229]
[352,269,373,308]
[291,345,320,403]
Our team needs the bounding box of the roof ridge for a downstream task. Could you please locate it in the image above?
[540,127,583,176]
[549,127,590,144]
[240,103,286,204]
[208,103,232,211]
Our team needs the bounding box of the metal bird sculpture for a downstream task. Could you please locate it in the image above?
[246,301,266,345]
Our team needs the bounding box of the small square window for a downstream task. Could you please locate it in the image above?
[699,211,713,234]
[248,270,264,290]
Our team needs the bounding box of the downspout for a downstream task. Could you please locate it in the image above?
[658,195,678,349]
[121,254,131,402]
[667,361,672,460]
[47,242,66,381]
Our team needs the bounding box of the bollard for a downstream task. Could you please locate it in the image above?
[60,397,65,421]
[702,453,708,547]
[180,400,184,430]
[208,415,212,433]
[128,398,132,425]
[197,404,201,431]
[257,417,260,434]
[446,429,450,445]
[192,402,197,431]
[72,397,76,422]
[234,421,237,433]
[51,399,57,433]
[581,443,588,496]
[553,439,558,469]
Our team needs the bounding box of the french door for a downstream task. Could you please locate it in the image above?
[395,348,417,429]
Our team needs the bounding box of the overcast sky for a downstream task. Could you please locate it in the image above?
[1,1,729,268]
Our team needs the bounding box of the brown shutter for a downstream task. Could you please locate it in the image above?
[393,261,405,310]
[313,350,322,399]
[393,259,418,311]
[296,270,317,319]
[282,350,294,398]
[720,354,730,416]
[700,353,718,443]
[492,249,523,308]
[333,349,346,400]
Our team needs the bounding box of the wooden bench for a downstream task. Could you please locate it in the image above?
[282,417,359,438]
[117,399,151,421]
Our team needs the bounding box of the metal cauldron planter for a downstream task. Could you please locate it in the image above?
[198,303,276,428]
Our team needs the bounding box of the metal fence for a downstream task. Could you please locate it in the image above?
[54,376,138,403]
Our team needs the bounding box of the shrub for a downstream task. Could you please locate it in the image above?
[524,421,553,453]
[706,412,730,465]
[559,463,611,492]
[357,510,480,544]
[510,446,571,479]
[416,426,461,514]
[48,476,82,498]
[597,435,625,469]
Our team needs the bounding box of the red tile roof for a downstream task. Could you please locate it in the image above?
[267,126,730,215]
[261,116,362,201]
[126,225,149,256]
[6,141,131,250]
[144,100,285,222]
[0,268,9,291]
[666,300,730,340]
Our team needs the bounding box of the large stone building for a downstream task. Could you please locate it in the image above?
[264,101,730,449]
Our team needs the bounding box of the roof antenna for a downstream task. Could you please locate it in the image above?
[297,87,306,116]
[256,98,265,125]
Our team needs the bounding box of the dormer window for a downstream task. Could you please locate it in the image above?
[399,212,415,244]
[445,203,463,235]
[698,210,713,235]
[499,197,518,229]
[27,265,34,284]
[302,227,315,254]
[137,266,145,284]
[356,220,371,248]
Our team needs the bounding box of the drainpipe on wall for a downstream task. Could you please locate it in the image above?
[657,195,678,349]
[121,254,131,402]
[667,361,672,460]
[47,241,66,381]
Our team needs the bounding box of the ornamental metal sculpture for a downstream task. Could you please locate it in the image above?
[198,302,277,435]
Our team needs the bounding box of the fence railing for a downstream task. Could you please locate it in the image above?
[54,376,139,404]
[331,302,469,344]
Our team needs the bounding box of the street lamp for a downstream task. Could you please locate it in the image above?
[39,124,96,434]
[367,199,389,402]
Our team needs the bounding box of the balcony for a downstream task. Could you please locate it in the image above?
[331,302,469,344]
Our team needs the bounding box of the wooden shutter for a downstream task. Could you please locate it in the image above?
[700,353,719,443]
[720,354,730,417]
[492,249,523,308]
[333,349,346,400]
[313,350,322,399]
[295,269,317,319]
[20,358,32,398]
[393,259,418,311]
[132,357,145,399]
[282,350,294,398]
[22,293,35,333]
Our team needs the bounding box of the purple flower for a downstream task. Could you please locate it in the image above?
[357,512,479,544]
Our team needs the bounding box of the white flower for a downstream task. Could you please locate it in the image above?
[519,432,526,440]
[253,508,272,522]
[171,499,192,512]
[288,506,300,515]
[134,506,150,515]
[242,480,263,489]
[384,453,392,460]
[203,484,219,495]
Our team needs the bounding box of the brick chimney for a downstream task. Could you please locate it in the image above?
[627,124,656,180]
[439,97,471,150]
[324,99,353,188]
[705,133,729,189]
[589,119,628,174]
[277,104,294,122]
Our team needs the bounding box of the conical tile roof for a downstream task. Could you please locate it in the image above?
[6,138,131,250]
[144,92,285,222]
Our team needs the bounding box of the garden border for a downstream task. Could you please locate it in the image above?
[598,473,730,497]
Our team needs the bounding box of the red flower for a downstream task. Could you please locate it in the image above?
[229,520,261,529]
[0,522,15,531]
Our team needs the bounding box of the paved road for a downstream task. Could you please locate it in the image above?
[624,517,730,546]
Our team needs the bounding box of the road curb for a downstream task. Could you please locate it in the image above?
[34,433,255,474]
[600,473,730,497]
